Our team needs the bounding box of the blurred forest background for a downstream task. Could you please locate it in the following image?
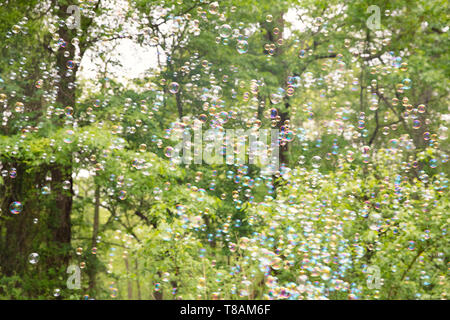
[0,0,448,300]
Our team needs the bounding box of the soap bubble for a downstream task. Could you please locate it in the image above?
[236,40,248,54]
[64,130,74,144]
[10,201,23,214]
[311,156,322,168]
[9,168,17,178]
[29,253,39,264]
[62,180,71,190]
[15,102,24,113]
[139,144,147,152]
[208,2,219,14]
[219,24,232,38]
[53,289,61,297]
[402,78,412,90]
[164,146,174,158]
[41,186,50,195]
[169,82,179,94]
[35,79,43,88]
[110,287,118,298]
[66,60,75,69]
[119,190,127,200]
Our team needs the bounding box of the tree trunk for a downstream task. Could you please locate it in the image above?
[88,183,100,294]
[124,256,133,299]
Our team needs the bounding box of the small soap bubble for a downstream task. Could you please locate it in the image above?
[29,253,39,264]
[311,156,322,169]
[119,190,127,200]
[236,40,248,54]
[169,82,180,94]
[10,201,23,214]
[219,24,232,38]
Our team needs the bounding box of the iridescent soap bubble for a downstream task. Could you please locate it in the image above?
[236,40,248,54]
[270,93,282,105]
[62,180,71,190]
[162,272,170,282]
[15,102,24,113]
[10,201,23,214]
[139,144,147,152]
[346,150,355,162]
[219,24,232,38]
[228,242,237,252]
[321,266,331,280]
[298,155,306,165]
[29,253,39,264]
[12,24,21,34]
[208,1,219,14]
[118,190,127,200]
[41,186,50,195]
[270,257,282,270]
[9,168,17,178]
[369,99,378,111]
[269,107,278,119]
[169,82,179,94]
[402,78,412,90]
[65,106,74,116]
[110,287,118,298]
[199,114,207,123]
[389,139,399,149]
[211,85,223,98]
[429,158,437,168]
[64,129,74,144]
[215,272,223,283]
[66,60,75,69]
[35,79,43,88]
[211,292,219,300]
[164,146,174,158]
[311,156,322,168]
[265,275,276,287]
[239,289,249,297]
